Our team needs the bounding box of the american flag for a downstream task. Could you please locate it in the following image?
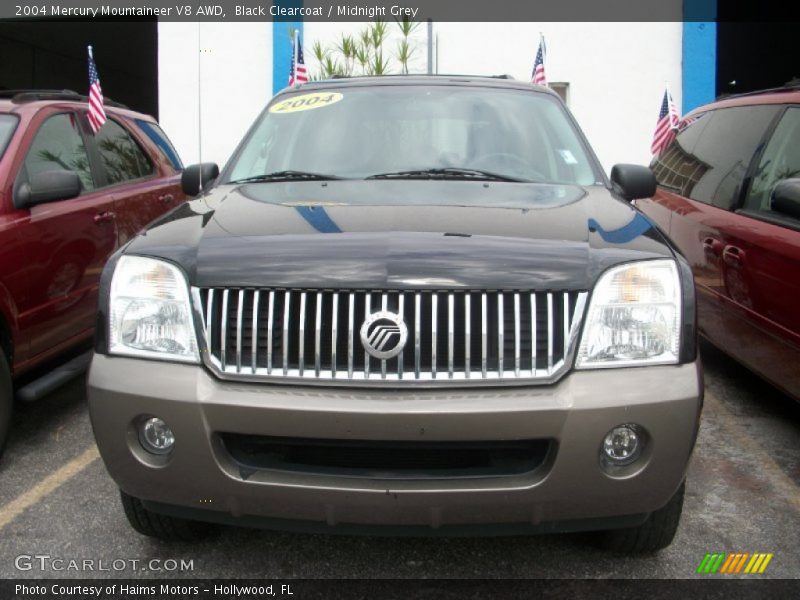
[651,88,680,156]
[531,35,546,86]
[86,45,106,134]
[288,32,308,86]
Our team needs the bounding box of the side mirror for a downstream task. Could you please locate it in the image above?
[181,162,219,197]
[15,169,82,209]
[610,164,657,201]
[771,178,800,220]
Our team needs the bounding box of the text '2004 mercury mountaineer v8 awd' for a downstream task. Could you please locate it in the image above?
[88,76,702,553]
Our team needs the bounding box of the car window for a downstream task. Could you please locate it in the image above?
[95,118,155,185]
[651,106,779,210]
[745,106,800,220]
[227,86,600,186]
[135,119,183,170]
[0,114,19,160]
[23,112,94,192]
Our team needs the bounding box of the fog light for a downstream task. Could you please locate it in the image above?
[139,417,175,455]
[602,424,641,465]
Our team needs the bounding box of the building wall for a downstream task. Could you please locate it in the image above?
[304,22,683,174]
[433,23,683,174]
[160,22,684,174]
[158,22,273,168]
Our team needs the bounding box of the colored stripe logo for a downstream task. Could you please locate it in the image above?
[696,553,773,574]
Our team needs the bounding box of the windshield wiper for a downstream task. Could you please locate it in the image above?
[365,167,529,183]
[228,170,343,184]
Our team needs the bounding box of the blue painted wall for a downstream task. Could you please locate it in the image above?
[272,2,304,96]
[682,0,717,114]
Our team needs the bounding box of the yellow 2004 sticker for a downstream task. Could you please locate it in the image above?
[269,92,343,114]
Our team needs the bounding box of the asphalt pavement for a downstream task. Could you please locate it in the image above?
[0,340,798,579]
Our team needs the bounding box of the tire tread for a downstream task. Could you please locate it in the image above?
[598,482,685,554]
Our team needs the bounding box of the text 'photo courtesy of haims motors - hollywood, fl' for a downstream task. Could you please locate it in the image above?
[0,0,799,599]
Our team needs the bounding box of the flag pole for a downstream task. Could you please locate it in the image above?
[294,29,300,86]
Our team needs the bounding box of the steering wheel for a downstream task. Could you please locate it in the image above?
[469,153,545,181]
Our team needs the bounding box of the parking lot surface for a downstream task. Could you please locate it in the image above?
[0,341,798,579]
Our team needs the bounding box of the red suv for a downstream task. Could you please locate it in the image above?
[638,85,800,400]
[0,90,186,455]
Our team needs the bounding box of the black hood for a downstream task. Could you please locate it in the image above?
[125,179,675,291]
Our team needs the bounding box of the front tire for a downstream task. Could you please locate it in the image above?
[0,352,12,459]
[597,482,685,553]
[120,490,213,542]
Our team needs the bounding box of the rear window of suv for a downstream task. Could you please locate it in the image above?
[135,119,183,170]
[0,114,19,160]
[651,105,780,210]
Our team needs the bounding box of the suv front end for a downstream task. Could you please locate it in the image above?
[88,77,702,552]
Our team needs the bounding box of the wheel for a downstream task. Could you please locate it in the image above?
[0,352,12,459]
[120,490,213,542]
[597,482,685,554]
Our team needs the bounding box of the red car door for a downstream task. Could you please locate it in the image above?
[713,105,800,398]
[642,105,781,350]
[86,116,180,246]
[12,110,116,368]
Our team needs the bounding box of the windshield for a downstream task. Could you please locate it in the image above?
[0,114,19,161]
[226,85,600,186]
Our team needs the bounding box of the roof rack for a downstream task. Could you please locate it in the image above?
[0,89,128,109]
[321,73,520,82]
[716,78,800,101]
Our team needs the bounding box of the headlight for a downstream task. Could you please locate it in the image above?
[109,256,199,363]
[576,259,681,368]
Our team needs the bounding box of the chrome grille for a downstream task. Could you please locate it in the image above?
[194,288,588,386]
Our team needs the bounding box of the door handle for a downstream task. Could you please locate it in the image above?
[722,245,745,268]
[158,194,174,204]
[93,211,115,223]
[702,236,723,255]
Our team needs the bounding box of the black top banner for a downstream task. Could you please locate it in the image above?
[2,0,799,22]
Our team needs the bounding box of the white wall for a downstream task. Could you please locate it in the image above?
[158,22,272,168]
[158,22,682,174]
[304,22,683,174]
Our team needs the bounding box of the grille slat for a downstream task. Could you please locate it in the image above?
[347,292,355,378]
[381,292,388,379]
[199,288,587,386]
[398,294,405,380]
[364,294,371,379]
[464,294,471,379]
[563,291,570,358]
[514,293,521,377]
[236,289,244,373]
[314,292,322,377]
[220,289,229,370]
[530,292,537,376]
[267,291,275,373]
[547,292,554,371]
[298,292,306,375]
[497,292,504,376]
[447,294,454,379]
[206,288,215,352]
[431,294,438,379]
[331,292,339,378]
[481,293,488,378]
[251,290,260,374]
[282,291,291,374]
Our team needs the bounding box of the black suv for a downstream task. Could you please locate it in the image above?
[88,76,701,553]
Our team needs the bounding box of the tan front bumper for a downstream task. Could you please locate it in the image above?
[88,355,702,531]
